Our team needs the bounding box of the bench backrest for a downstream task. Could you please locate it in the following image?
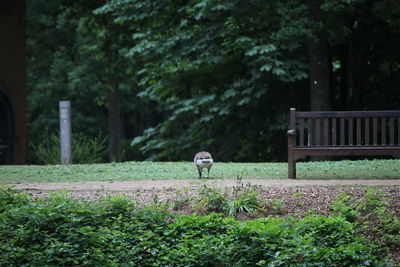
[290,108,400,147]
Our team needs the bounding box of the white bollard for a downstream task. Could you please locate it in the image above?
[59,101,72,164]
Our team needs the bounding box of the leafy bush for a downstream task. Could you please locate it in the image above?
[0,190,173,266]
[271,216,381,266]
[264,198,285,214]
[31,133,107,164]
[0,188,393,266]
[173,188,195,211]
[197,182,261,217]
[330,193,360,222]
[226,187,260,216]
[0,186,30,213]
[197,185,227,213]
[330,188,400,261]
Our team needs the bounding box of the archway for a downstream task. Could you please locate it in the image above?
[0,91,15,164]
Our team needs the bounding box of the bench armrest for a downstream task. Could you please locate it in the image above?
[287,129,296,136]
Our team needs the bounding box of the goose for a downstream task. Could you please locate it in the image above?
[194,151,213,179]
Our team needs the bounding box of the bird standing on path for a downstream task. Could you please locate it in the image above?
[194,151,213,179]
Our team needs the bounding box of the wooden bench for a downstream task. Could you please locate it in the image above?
[287,108,400,179]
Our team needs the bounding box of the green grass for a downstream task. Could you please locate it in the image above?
[0,159,399,183]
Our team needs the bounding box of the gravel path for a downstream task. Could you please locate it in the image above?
[10,179,400,191]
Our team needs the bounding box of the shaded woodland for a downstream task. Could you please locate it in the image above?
[27,0,400,163]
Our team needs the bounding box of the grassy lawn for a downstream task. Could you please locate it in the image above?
[0,159,399,183]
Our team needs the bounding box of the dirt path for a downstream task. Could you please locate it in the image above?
[10,179,400,191]
[10,179,400,213]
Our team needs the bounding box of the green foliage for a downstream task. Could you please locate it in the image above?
[97,0,400,161]
[27,1,109,144]
[227,177,261,216]
[357,189,400,253]
[272,216,380,266]
[27,0,157,163]
[264,198,285,214]
[172,188,195,211]
[196,182,261,217]
[0,188,395,266]
[174,181,261,216]
[197,185,227,213]
[0,189,173,266]
[227,188,260,216]
[330,188,400,259]
[31,133,108,164]
[330,193,360,222]
[0,186,30,213]
[106,0,309,161]
[27,0,400,162]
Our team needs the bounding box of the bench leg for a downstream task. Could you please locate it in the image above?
[287,129,296,179]
[288,158,296,179]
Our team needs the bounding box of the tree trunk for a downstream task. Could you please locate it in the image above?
[108,86,121,162]
[307,0,331,161]
[347,40,363,109]
[338,49,348,110]
[307,0,331,111]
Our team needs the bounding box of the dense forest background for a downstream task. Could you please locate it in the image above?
[27,0,400,163]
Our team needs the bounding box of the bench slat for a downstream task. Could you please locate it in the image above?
[332,118,337,146]
[348,118,353,146]
[307,118,313,146]
[381,117,386,145]
[323,118,329,145]
[356,118,361,145]
[373,118,378,146]
[292,146,400,160]
[390,118,394,145]
[316,119,321,146]
[299,118,304,146]
[365,118,370,145]
[398,118,400,145]
[293,111,400,147]
[340,118,345,146]
[296,110,400,118]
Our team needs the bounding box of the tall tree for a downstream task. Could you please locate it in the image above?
[75,12,128,162]
[27,0,400,163]
[27,0,160,162]
[307,0,331,111]
[96,0,311,161]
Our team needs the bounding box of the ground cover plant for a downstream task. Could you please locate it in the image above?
[1,159,400,183]
[31,133,108,165]
[0,186,399,266]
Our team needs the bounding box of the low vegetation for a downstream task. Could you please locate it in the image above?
[0,185,399,266]
[31,133,108,165]
[1,159,399,183]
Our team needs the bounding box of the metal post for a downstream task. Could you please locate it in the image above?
[59,101,72,164]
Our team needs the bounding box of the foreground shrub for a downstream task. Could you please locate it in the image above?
[197,183,261,216]
[0,188,393,266]
[0,186,30,213]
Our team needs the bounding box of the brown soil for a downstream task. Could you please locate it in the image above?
[10,179,400,216]
[10,178,400,191]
